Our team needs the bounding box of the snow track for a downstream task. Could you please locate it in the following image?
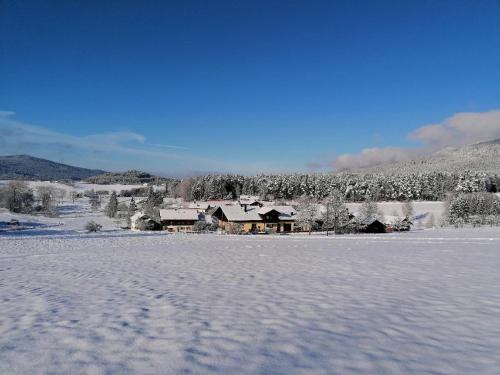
[1,230,500,374]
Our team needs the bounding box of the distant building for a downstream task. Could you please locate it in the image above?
[238,195,264,210]
[356,217,387,233]
[385,217,412,232]
[160,209,203,232]
[211,205,296,233]
[130,212,161,231]
[187,201,214,213]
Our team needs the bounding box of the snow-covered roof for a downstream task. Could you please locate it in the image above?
[216,205,262,221]
[188,202,211,209]
[131,212,149,221]
[207,200,236,206]
[383,215,401,225]
[258,206,296,216]
[239,199,262,206]
[160,209,200,221]
[357,216,385,226]
[215,205,297,222]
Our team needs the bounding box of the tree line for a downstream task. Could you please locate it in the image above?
[173,170,499,202]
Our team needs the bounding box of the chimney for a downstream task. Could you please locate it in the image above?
[244,204,248,212]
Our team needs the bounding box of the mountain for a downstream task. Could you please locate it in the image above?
[0,155,106,181]
[356,139,500,175]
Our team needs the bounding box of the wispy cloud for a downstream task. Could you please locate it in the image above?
[0,111,16,118]
[144,142,190,151]
[0,112,245,173]
[330,109,500,170]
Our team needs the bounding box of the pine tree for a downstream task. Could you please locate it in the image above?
[143,187,161,222]
[128,197,137,214]
[126,197,137,228]
[105,191,118,218]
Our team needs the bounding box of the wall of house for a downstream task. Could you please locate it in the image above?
[264,222,295,233]
[219,220,295,233]
[165,225,194,233]
[242,223,266,232]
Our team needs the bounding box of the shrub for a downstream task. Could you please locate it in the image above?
[0,181,34,213]
[85,221,102,233]
[227,223,243,234]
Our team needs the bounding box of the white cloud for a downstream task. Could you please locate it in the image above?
[331,109,500,170]
[0,113,241,172]
[0,112,281,174]
[409,110,500,147]
[333,146,422,171]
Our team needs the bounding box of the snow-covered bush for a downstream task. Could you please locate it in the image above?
[85,221,102,233]
[392,218,412,232]
[227,223,243,234]
[0,181,34,213]
[193,221,210,232]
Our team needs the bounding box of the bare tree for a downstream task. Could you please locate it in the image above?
[36,186,57,215]
[402,200,415,219]
[175,178,195,201]
[70,191,78,203]
[359,198,379,221]
[88,190,100,210]
[425,213,436,229]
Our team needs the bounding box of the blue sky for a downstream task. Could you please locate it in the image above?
[1,0,499,175]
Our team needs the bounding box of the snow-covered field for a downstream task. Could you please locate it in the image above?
[2,224,500,374]
[346,201,446,225]
[0,180,148,194]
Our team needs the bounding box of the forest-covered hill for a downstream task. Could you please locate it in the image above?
[0,155,106,181]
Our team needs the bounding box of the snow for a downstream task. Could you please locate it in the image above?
[160,209,200,221]
[347,201,445,223]
[0,180,148,195]
[2,216,500,374]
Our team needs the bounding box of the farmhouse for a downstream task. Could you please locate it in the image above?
[160,209,202,232]
[130,212,161,231]
[356,216,387,233]
[211,205,296,233]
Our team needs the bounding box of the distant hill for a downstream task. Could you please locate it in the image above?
[0,155,106,181]
[356,139,500,175]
